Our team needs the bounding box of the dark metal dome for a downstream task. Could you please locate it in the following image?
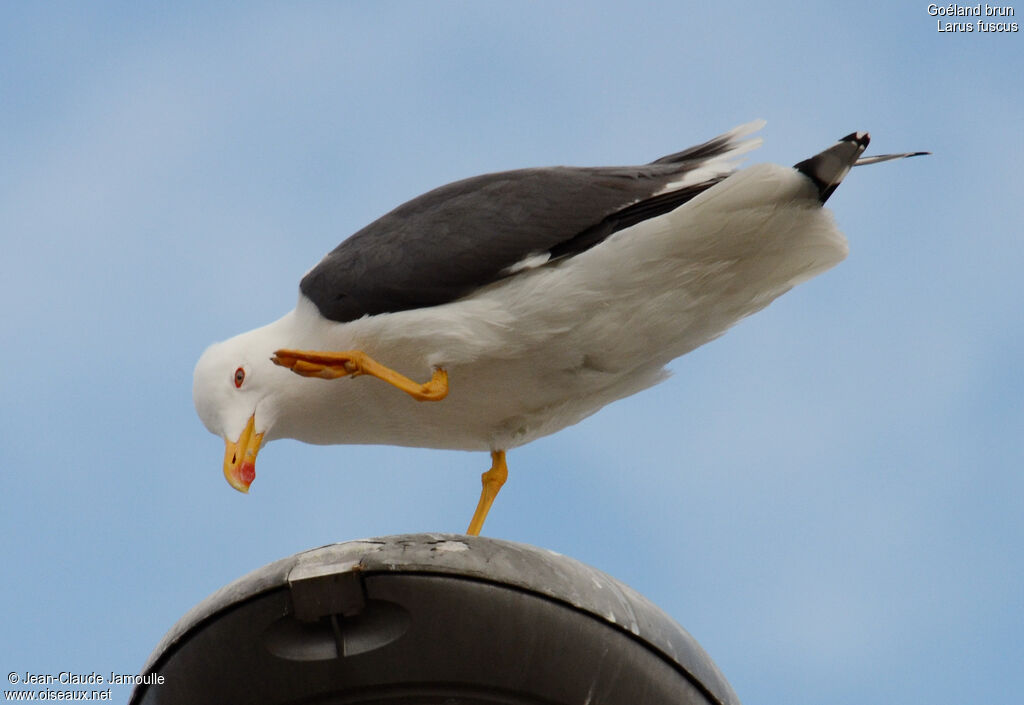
[131,534,740,705]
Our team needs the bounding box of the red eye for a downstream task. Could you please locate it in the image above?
[234,367,245,388]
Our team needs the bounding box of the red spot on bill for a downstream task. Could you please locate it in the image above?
[239,461,256,487]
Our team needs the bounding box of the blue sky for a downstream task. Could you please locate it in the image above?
[2,2,1021,703]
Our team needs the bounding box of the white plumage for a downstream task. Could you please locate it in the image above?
[193,122,919,532]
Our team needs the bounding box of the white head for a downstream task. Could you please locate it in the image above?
[193,324,290,493]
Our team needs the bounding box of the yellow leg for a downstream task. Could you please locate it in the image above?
[466,450,508,536]
[271,349,448,402]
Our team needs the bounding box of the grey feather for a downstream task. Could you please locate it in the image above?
[854,151,930,165]
[301,130,748,323]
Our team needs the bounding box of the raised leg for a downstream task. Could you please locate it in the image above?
[466,450,508,536]
[271,349,448,402]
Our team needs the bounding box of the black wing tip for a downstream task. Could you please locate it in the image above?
[796,132,931,202]
[839,131,871,148]
[794,133,870,203]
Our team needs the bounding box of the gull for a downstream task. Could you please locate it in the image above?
[193,122,925,534]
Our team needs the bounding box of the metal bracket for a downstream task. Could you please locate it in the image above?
[287,559,366,622]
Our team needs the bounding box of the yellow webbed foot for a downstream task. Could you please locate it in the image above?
[272,349,448,402]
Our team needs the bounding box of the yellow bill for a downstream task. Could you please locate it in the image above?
[223,414,264,493]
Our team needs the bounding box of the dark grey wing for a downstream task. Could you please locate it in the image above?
[301,127,758,323]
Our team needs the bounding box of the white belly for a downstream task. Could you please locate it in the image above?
[283,164,848,451]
